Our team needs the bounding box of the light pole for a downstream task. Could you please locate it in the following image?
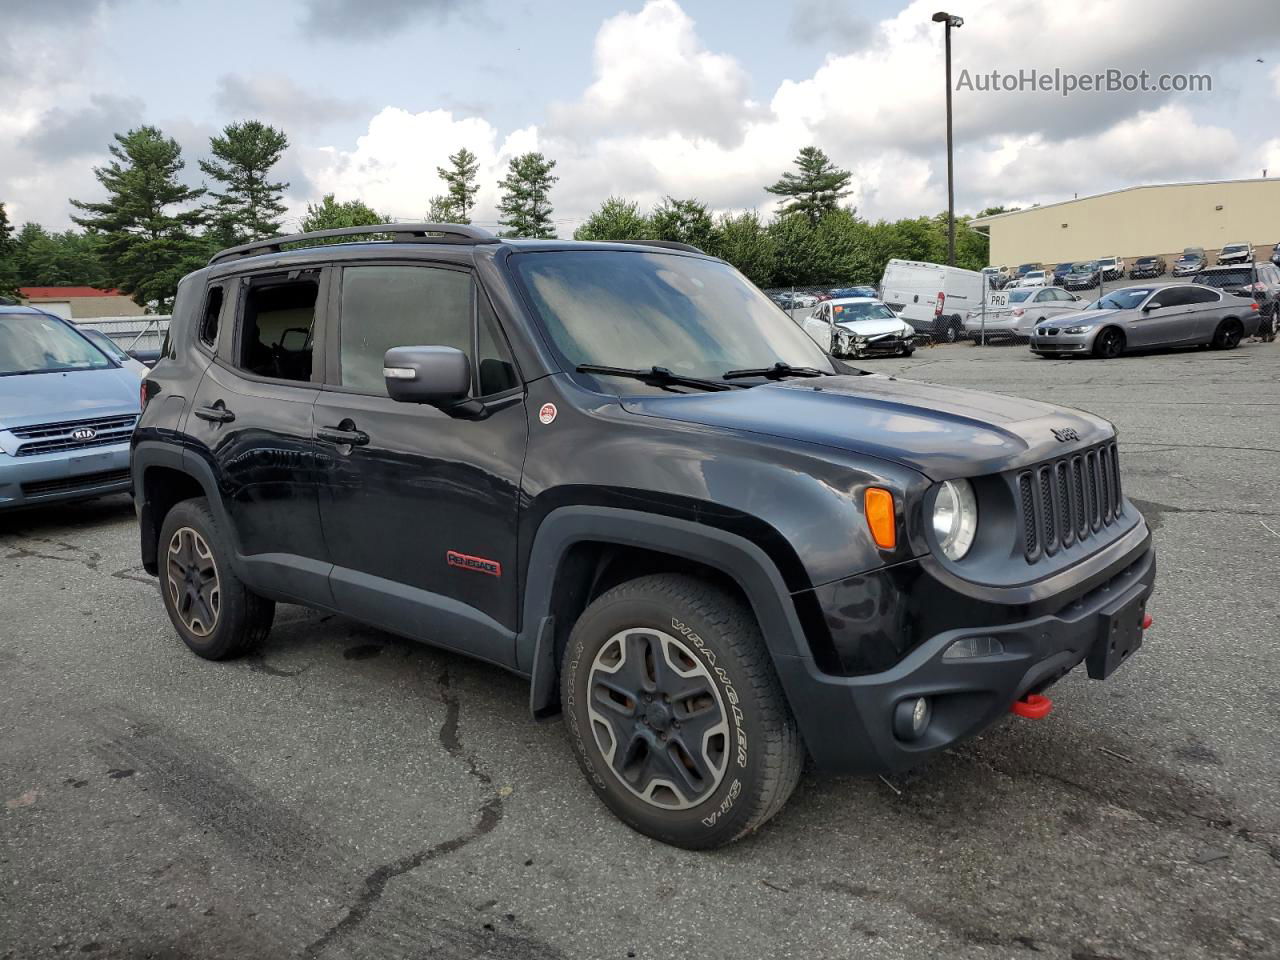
[932,11,963,266]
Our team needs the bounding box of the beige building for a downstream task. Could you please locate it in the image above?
[970,177,1280,269]
[18,286,145,319]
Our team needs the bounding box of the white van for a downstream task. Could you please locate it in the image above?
[879,259,985,342]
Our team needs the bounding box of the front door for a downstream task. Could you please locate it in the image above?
[184,267,333,604]
[1129,287,1191,347]
[314,262,527,665]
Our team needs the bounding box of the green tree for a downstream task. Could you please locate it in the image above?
[649,197,715,250]
[436,147,480,224]
[976,204,1018,218]
[0,203,18,298]
[497,152,558,238]
[297,194,387,244]
[766,213,825,286]
[426,194,461,223]
[765,146,853,225]
[199,120,290,247]
[573,196,649,241]
[13,223,110,287]
[69,126,207,310]
[707,211,775,286]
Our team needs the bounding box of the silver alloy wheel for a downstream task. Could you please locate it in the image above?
[586,628,730,810]
[166,527,220,637]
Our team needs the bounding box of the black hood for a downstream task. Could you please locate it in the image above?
[621,374,1114,480]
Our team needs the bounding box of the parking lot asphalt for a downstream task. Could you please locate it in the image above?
[2,339,1278,960]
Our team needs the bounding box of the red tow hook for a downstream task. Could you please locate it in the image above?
[1011,693,1053,719]
[1142,613,1153,630]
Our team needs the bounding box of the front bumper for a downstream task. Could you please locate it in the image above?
[0,443,132,510]
[836,336,913,358]
[778,526,1156,774]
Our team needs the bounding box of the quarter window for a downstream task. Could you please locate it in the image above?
[1184,287,1220,305]
[200,285,224,348]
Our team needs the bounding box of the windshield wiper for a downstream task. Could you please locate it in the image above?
[722,361,834,381]
[576,364,737,392]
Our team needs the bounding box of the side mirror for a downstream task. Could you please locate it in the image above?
[1142,303,1161,312]
[383,345,471,406]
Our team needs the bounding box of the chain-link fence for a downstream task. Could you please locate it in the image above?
[75,315,170,361]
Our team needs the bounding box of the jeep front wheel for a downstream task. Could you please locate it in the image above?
[561,573,802,849]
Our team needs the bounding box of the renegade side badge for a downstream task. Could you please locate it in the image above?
[446,551,502,577]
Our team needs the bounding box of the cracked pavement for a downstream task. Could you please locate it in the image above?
[2,341,1278,959]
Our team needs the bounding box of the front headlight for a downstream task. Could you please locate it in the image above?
[932,479,978,560]
[1064,325,1091,335]
[837,332,852,352]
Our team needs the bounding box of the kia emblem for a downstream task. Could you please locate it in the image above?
[72,428,97,441]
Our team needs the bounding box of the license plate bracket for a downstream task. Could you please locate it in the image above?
[1087,590,1147,680]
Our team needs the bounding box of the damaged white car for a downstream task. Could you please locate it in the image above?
[800,297,915,358]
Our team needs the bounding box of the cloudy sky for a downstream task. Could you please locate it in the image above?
[3,0,1279,233]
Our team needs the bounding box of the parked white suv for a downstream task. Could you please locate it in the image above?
[1097,256,1125,280]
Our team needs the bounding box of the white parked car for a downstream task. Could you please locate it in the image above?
[1097,256,1125,280]
[801,297,915,358]
[964,286,1085,341]
[1009,270,1050,288]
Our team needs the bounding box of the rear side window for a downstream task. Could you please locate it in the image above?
[1184,287,1220,305]
[199,285,224,348]
[236,272,320,382]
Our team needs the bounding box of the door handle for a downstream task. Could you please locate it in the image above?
[317,424,370,446]
[194,402,235,424]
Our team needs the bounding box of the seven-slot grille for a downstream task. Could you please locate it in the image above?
[1016,442,1123,562]
[8,414,137,457]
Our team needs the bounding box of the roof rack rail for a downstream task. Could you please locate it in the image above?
[608,239,707,255]
[208,222,499,265]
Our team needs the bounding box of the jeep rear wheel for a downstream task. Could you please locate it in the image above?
[158,498,274,660]
[561,574,802,849]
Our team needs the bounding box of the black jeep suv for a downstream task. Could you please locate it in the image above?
[132,224,1156,849]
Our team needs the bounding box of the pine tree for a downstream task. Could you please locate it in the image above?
[0,202,18,299]
[573,197,649,241]
[436,147,480,224]
[497,153,558,238]
[426,194,460,223]
[70,126,207,311]
[199,120,290,246]
[709,212,775,286]
[764,147,853,225]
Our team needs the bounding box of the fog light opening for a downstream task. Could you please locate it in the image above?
[943,636,1004,660]
[893,696,932,742]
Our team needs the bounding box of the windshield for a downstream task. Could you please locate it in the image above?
[1018,263,1036,272]
[513,251,833,380]
[0,313,114,376]
[1073,262,1097,272]
[1136,258,1156,264]
[1088,288,1151,311]
[833,302,896,322]
[1097,258,1117,266]
[1221,245,1246,253]
[1194,269,1252,288]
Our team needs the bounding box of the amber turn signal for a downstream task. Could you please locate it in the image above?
[864,487,896,549]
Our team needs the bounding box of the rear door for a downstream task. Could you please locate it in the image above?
[184,266,333,604]
[313,260,528,664]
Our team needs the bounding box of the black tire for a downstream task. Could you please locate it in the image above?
[157,497,274,660]
[901,345,915,356]
[1093,327,1125,359]
[561,573,802,849]
[943,318,962,343]
[1212,319,1243,350]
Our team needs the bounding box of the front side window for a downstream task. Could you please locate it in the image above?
[513,251,832,381]
[236,272,320,382]
[1149,288,1191,308]
[0,313,113,376]
[1090,288,1152,311]
[339,265,473,396]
